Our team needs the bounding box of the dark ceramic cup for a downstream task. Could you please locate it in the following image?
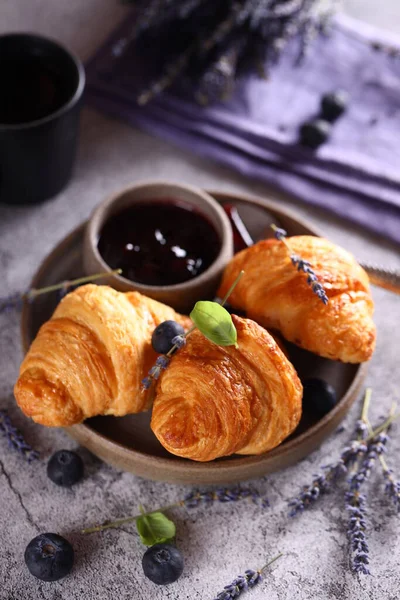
[0,33,85,205]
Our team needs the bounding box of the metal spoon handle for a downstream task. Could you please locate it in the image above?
[359,263,400,295]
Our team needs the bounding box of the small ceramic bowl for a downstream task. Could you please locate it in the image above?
[83,181,234,312]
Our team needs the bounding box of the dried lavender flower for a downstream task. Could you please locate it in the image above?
[288,389,399,576]
[183,486,269,509]
[171,334,186,349]
[214,569,262,600]
[272,226,287,241]
[82,484,268,534]
[288,440,367,517]
[156,356,170,369]
[0,410,39,462]
[355,433,387,486]
[212,554,283,600]
[141,377,152,390]
[382,467,400,511]
[142,271,244,390]
[344,432,387,575]
[123,0,338,104]
[355,419,369,440]
[289,474,330,517]
[0,292,26,314]
[271,224,329,305]
[141,356,171,389]
[345,489,370,575]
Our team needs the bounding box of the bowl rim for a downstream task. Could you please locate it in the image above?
[84,180,234,292]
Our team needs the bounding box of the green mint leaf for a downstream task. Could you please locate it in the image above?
[135,511,176,547]
[190,301,238,347]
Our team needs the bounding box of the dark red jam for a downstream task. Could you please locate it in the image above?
[97,200,221,286]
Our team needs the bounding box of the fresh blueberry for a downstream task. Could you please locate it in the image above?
[299,119,331,149]
[302,378,337,418]
[321,90,349,122]
[24,533,74,581]
[47,450,84,487]
[142,543,184,585]
[151,320,185,355]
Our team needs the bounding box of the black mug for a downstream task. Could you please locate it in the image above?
[0,33,85,205]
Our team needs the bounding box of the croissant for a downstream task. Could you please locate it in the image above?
[14,284,191,427]
[151,315,302,462]
[218,236,376,363]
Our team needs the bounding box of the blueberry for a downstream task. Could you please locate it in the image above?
[47,450,84,487]
[142,543,184,585]
[299,119,331,149]
[302,378,337,418]
[321,90,349,122]
[24,533,74,581]
[151,320,185,355]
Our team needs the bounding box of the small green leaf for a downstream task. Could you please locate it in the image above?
[190,301,238,347]
[135,511,176,547]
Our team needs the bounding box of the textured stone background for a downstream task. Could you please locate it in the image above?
[1,2,400,599]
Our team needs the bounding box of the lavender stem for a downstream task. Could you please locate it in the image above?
[82,485,267,535]
[81,502,183,534]
[27,269,122,299]
[259,552,284,573]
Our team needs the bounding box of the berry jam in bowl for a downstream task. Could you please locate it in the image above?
[83,182,233,312]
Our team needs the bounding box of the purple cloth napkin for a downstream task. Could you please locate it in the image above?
[86,13,400,244]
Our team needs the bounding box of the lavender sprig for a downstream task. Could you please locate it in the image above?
[214,569,262,600]
[367,404,400,512]
[382,466,400,511]
[123,0,338,105]
[0,410,39,462]
[0,292,27,315]
[288,391,373,517]
[343,391,373,575]
[345,490,370,574]
[0,270,123,316]
[141,270,244,390]
[288,440,367,517]
[213,554,282,600]
[183,486,269,509]
[81,484,268,534]
[141,355,171,389]
[290,389,399,576]
[344,390,389,575]
[271,224,329,305]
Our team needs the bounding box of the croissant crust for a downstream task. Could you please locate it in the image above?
[218,236,376,363]
[151,315,302,462]
[14,285,191,426]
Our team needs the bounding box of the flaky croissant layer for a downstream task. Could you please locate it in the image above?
[14,285,191,427]
[218,236,376,363]
[151,315,303,462]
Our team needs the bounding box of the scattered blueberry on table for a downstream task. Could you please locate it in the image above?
[321,90,349,122]
[302,378,338,418]
[47,450,84,487]
[151,320,185,355]
[142,543,184,585]
[299,119,331,149]
[24,533,74,581]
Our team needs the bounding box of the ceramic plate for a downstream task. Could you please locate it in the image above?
[20,191,367,484]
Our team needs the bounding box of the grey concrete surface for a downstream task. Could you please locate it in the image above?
[1,2,400,599]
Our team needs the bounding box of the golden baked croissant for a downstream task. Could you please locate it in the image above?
[218,236,376,363]
[14,284,191,427]
[151,315,302,462]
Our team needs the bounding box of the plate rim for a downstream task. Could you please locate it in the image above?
[20,189,368,483]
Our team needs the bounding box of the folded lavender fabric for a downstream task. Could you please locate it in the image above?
[86,13,400,244]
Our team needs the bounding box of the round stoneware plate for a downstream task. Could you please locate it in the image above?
[21,190,367,484]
